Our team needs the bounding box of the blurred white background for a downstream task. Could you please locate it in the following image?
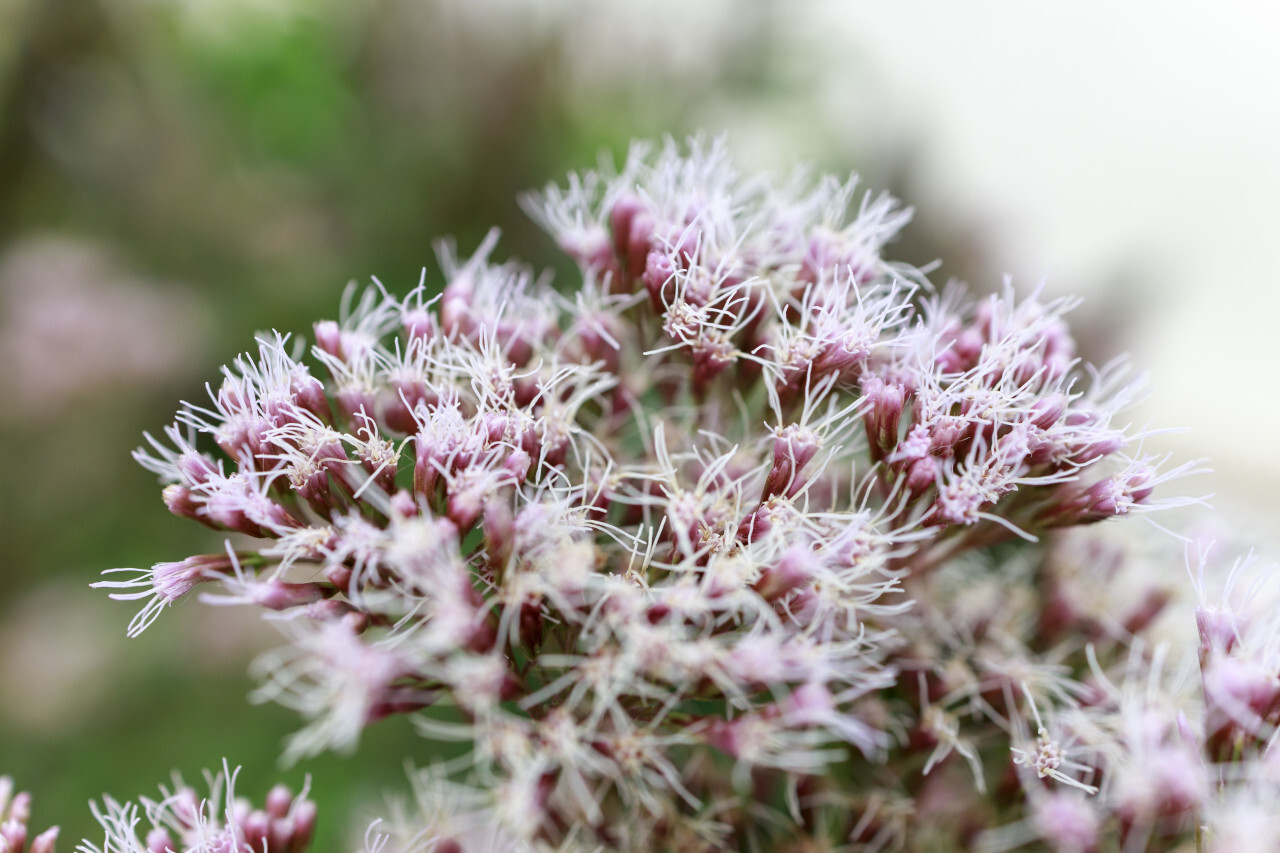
[786,1,1280,511]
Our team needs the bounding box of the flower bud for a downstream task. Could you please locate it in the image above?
[1203,655,1280,741]
[929,418,967,456]
[1066,421,1126,464]
[1,821,27,853]
[389,489,418,519]
[242,809,271,852]
[291,373,331,424]
[384,379,434,435]
[402,307,437,344]
[610,196,654,281]
[762,424,820,500]
[290,800,317,853]
[906,456,940,495]
[1030,793,1099,853]
[754,544,819,600]
[783,681,836,726]
[1029,393,1068,431]
[335,387,377,425]
[265,785,294,819]
[313,320,344,359]
[1196,606,1243,658]
[503,447,532,483]
[252,579,327,611]
[889,423,931,466]
[29,827,59,853]
[163,484,214,527]
[176,451,219,487]
[862,375,905,448]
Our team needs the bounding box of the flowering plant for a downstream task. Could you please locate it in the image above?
[10,138,1274,852]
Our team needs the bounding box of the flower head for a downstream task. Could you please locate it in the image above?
[97,136,1208,852]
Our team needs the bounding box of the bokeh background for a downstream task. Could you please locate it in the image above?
[2,0,1276,847]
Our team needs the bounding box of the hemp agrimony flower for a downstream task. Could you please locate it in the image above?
[78,762,314,853]
[86,137,1261,852]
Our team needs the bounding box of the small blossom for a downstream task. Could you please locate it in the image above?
[81,762,314,853]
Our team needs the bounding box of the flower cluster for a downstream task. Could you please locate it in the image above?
[78,763,314,853]
[87,138,1266,851]
[1,777,58,853]
[0,766,312,853]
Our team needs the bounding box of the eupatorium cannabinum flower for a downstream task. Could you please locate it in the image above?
[85,137,1271,852]
[80,763,314,853]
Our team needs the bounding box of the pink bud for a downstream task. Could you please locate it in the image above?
[784,682,835,725]
[440,283,473,340]
[335,387,377,424]
[290,800,317,853]
[1069,431,1126,464]
[889,424,932,466]
[402,307,436,343]
[291,373,330,423]
[862,375,905,447]
[1196,606,1242,657]
[799,232,833,284]
[1203,655,1280,738]
[149,553,233,601]
[267,816,293,853]
[929,418,967,456]
[955,328,985,362]
[8,793,30,824]
[163,484,212,526]
[1030,793,1098,853]
[483,499,515,569]
[265,785,294,819]
[29,827,59,853]
[171,787,201,828]
[447,484,486,531]
[313,320,344,359]
[1,819,27,853]
[706,717,747,757]
[253,580,326,611]
[762,424,820,500]
[308,598,356,622]
[928,481,984,526]
[176,451,219,487]
[561,230,617,275]
[755,544,820,600]
[643,249,676,309]
[385,380,433,435]
[241,810,270,852]
[936,327,984,373]
[1114,743,1206,821]
[389,489,418,519]
[1030,393,1068,430]
[146,827,175,853]
[905,456,939,494]
[1126,466,1156,504]
[503,448,532,483]
[610,196,654,281]
[609,195,645,262]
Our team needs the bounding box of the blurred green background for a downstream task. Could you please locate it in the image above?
[0,0,1001,848]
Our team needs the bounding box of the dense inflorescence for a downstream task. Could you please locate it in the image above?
[84,138,1280,852]
[76,764,314,853]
